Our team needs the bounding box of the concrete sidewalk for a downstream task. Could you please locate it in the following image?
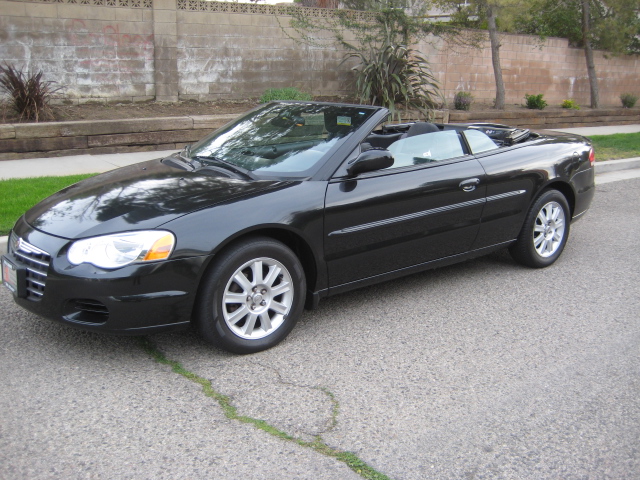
[0,149,179,180]
[550,124,640,136]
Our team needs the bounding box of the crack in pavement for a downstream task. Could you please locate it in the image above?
[248,359,340,436]
[139,337,392,480]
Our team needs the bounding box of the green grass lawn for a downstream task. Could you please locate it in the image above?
[0,174,95,236]
[589,132,640,161]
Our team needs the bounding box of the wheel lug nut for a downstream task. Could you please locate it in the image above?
[261,289,267,294]
[260,300,266,306]
[252,287,257,292]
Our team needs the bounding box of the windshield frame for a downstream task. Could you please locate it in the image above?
[186,101,382,180]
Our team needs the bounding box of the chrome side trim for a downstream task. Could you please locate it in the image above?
[329,198,486,236]
[486,190,526,202]
[328,189,527,236]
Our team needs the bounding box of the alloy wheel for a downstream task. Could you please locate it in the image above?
[222,257,293,340]
[533,201,566,258]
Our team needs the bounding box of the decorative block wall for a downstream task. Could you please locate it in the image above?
[1,0,639,106]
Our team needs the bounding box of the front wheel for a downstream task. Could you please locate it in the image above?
[195,237,306,354]
[509,189,571,268]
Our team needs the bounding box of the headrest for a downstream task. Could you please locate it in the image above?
[405,122,439,137]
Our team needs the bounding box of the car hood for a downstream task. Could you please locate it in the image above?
[24,158,286,239]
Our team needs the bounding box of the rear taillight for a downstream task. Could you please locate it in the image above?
[589,147,595,167]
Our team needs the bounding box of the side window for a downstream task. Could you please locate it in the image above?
[387,130,465,168]
[463,130,499,154]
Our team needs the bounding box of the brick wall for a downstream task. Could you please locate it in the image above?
[1,0,639,107]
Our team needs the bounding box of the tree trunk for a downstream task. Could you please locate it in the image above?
[487,5,505,110]
[582,0,599,108]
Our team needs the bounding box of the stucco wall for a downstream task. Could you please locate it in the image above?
[1,0,639,107]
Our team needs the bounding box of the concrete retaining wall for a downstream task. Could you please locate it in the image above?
[448,107,640,128]
[0,114,237,159]
[1,108,638,160]
[1,0,639,106]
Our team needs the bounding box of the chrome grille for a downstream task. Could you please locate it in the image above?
[9,233,51,301]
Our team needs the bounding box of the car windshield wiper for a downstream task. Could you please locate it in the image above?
[192,155,256,180]
[163,150,200,172]
[174,145,201,171]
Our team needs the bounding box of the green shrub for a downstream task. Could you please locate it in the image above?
[524,93,547,110]
[561,99,580,110]
[453,91,473,111]
[0,63,62,122]
[345,43,440,120]
[259,87,313,103]
[620,93,638,108]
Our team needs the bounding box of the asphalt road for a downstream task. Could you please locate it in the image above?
[1,178,639,480]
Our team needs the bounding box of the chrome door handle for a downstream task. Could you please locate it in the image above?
[459,178,480,192]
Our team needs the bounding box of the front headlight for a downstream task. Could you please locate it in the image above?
[68,231,175,269]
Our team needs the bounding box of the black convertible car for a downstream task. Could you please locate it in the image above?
[2,102,595,353]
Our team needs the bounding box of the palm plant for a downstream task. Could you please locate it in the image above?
[345,43,441,120]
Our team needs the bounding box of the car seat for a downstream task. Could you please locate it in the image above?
[401,122,439,138]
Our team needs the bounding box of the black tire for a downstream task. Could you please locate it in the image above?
[195,236,306,354]
[509,189,571,268]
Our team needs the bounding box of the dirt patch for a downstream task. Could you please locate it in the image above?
[0,97,620,125]
[0,96,360,124]
[0,100,260,124]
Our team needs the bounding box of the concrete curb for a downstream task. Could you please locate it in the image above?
[595,157,640,174]
[2,159,639,257]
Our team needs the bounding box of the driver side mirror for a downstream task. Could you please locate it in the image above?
[347,149,394,177]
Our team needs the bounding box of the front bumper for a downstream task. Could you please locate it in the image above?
[4,217,208,335]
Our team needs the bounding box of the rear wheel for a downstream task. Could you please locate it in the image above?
[196,237,306,354]
[509,189,571,268]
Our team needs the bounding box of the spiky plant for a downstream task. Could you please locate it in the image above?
[0,64,62,122]
[344,43,441,120]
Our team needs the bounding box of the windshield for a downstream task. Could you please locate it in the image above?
[187,102,377,178]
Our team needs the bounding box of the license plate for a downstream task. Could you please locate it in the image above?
[2,256,23,296]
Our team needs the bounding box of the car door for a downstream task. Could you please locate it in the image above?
[324,130,487,290]
[462,129,548,249]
